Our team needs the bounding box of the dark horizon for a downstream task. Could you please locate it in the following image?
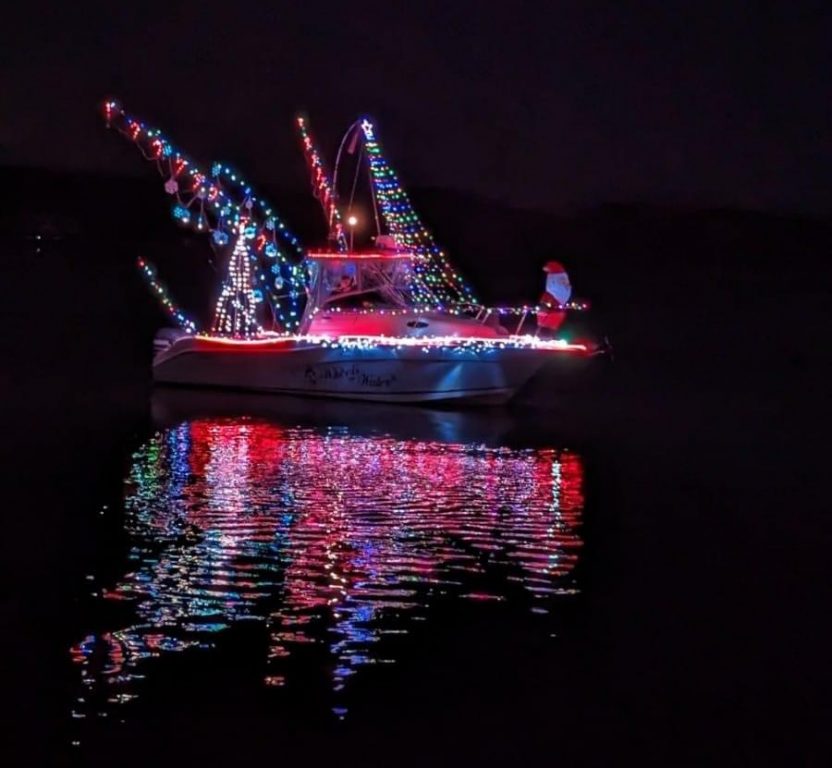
[5,1,831,216]
[5,162,832,226]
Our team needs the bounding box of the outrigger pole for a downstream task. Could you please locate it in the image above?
[102,98,308,334]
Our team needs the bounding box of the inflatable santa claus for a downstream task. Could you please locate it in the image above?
[537,260,572,332]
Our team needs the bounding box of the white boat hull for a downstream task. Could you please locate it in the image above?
[152,335,590,404]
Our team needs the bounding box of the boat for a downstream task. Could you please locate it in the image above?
[103,101,607,405]
[152,250,599,404]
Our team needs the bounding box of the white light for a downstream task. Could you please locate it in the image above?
[347,215,358,227]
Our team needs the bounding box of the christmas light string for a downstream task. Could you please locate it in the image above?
[136,257,198,333]
[103,99,306,331]
[296,115,347,251]
[358,119,478,308]
[193,332,593,356]
[306,300,589,320]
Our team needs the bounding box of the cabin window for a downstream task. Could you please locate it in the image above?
[325,290,392,310]
[322,263,358,297]
[311,258,418,311]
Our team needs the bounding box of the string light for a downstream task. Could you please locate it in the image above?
[296,115,347,251]
[359,119,478,308]
[306,301,589,320]
[193,332,592,356]
[103,99,305,331]
[136,257,198,333]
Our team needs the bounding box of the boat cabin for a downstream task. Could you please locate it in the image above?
[304,250,420,312]
[300,248,507,339]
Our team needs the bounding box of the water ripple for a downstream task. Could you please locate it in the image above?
[71,418,583,718]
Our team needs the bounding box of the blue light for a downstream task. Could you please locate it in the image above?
[172,204,190,223]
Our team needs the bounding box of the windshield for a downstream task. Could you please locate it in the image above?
[322,290,395,311]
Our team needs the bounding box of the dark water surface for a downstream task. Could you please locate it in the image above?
[2,231,830,766]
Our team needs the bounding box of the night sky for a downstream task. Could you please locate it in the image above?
[4,1,831,213]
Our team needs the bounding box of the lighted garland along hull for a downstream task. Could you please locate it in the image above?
[152,335,594,405]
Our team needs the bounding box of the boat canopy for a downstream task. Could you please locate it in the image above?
[302,250,423,323]
[306,250,419,261]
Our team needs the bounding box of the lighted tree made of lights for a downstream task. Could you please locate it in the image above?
[212,229,263,337]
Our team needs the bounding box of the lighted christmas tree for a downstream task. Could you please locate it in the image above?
[211,229,263,337]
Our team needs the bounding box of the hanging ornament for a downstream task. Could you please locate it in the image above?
[274,276,284,290]
[102,99,307,332]
[172,204,190,223]
[265,243,278,258]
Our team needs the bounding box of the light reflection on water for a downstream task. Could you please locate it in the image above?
[71,414,584,719]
